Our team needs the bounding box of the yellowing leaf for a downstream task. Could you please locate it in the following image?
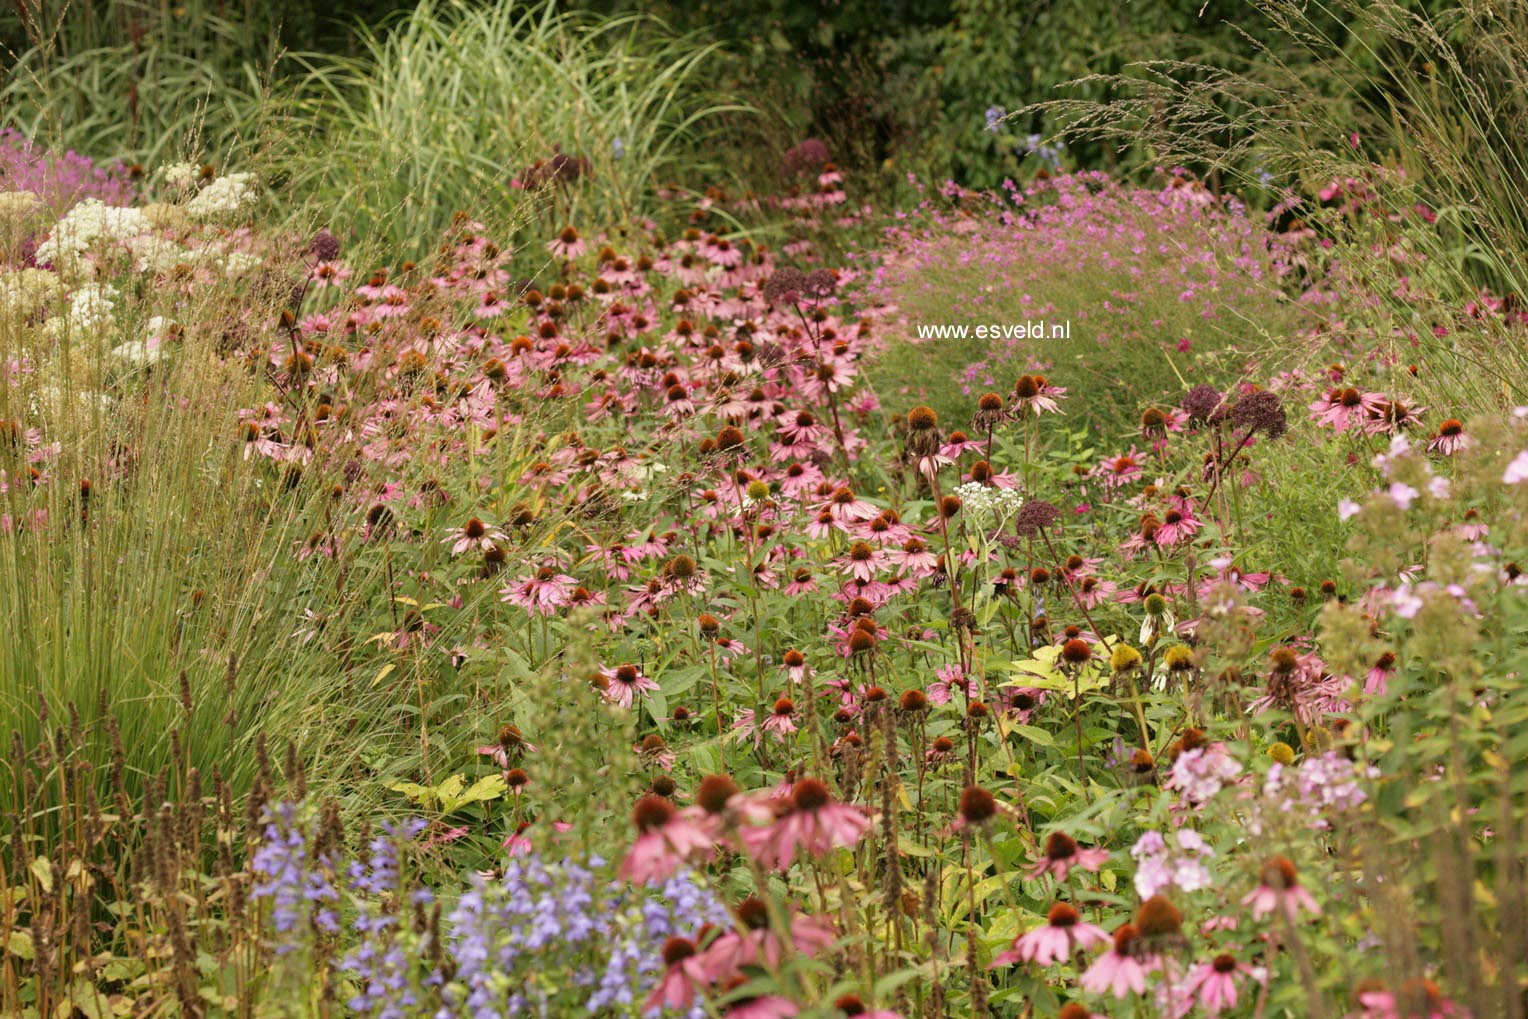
[440,774,506,813]
[6,930,34,960]
[30,858,52,894]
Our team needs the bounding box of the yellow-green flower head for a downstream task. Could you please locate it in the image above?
[1163,645,1195,671]
[1110,643,1143,673]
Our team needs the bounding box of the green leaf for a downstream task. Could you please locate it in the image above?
[6,930,34,960]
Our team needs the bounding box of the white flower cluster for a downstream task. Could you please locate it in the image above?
[185,172,258,222]
[126,232,188,274]
[0,190,41,223]
[0,268,60,317]
[33,199,149,268]
[953,481,1024,526]
[221,251,263,275]
[158,162,201,191]
[110,316,172,369]
[46,282,118,338]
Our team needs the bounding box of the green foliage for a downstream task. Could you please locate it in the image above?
[270,0,752,257]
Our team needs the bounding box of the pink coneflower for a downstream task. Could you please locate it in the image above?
[940,431,982,458]
[1028,831,1111,880]
[618,794,714,884]
[744,778,870,869]
[309,260,351,289]
[1153,506,1200,546]
[644,936,715,1012]
[547,226,587,260]
[925,736,959,767]
[1309,387,1385,433]
[1364,397,1427,437]
[928,663,976,705]
[830,994,901,1018]
[700,897,836,974]
[824,485,879,523]
[500,822,535,857]
[444,516,505,555]
[601,663,659,708]
[763,696,798,738]
[476,725,540,769]
[1242,856,1321,921]
[1075,575,1119,609]
[783,568,817,597]
[472,290,506,319]
[888,537,939,576]
[500,565,578,616]
[1011,373,1066,416]
[990,902,1109,967]
[1357,980,1465,1019]
[1365,651,1397,695]
[781,649,810,684]
[1079,924,1154,998]
[839,541,886,582]
[724,996,800,1019]
[1427,418,1470,456]
[705,236,744,268]
[1096,449,1145,488]
[1182,953,1259,1015]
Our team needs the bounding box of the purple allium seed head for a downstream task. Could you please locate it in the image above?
[782,137,830,176]
[1230,389,1288,439]
[762,266,809,306]
[805,267,838,298]
[1182,383,1228,424]
[310,229,340,262]
[1013,499,1061,536]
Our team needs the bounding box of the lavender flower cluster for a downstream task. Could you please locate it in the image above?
[444,854,728,1019]
[249,801,728,1018]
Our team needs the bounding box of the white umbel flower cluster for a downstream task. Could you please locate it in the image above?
[33,200,149,268]
[0,190,42,223]
[158,162,202,191]
[111,315,174,369]
[953,481,1024,527]
[0,268,60,317]
[46,282,118,338]
[185,172,258,222]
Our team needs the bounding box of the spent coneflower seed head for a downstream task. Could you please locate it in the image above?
[1061,638,1092,664]
[1134,895,1183,937]
[696,774,739,814]
[1261,855,1299,889]
[899,689,928,713]
[791,778,831,812]
[632,794,675,832]
[958,786,997,825]
[907,405,938,430]
[661,936,695,967]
